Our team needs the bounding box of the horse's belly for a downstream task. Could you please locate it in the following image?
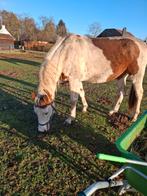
[80,62,114,83]
[85,70,113,83]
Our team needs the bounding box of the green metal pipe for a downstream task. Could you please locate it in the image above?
[97,153,147,166]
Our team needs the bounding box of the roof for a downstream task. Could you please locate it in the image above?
[0,25,11,35]
[0,25,14,40]
[97,28,134,38]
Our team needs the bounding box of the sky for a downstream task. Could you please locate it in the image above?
[0,0,147,39]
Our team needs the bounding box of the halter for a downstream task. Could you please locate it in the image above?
[38,103,56,127]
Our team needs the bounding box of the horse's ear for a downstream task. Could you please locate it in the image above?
[38,96,46,106]
[32,90,52,107]
[43,89,53,103]
[37,90,52,107]
[43,94,50,105]
[32,91,36,100]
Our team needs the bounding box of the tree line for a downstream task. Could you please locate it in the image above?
[0,10,67,43]
[0,10,146,44]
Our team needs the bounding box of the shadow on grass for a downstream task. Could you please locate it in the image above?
[51,114,120,156]
[0,74,120,181]
[0,57,40,67]
[56,90,109,117]
[0,74,36,88]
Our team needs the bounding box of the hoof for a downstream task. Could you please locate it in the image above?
[64,118,72,125]
[82,106,88,113]
[130,112,139,122]
[64,116,75,125]
[131,117,137,122]
[109,110,116,116]
[82,108,87,113]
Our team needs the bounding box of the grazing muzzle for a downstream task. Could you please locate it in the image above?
[32,90,55,132]
[34,103,56,132]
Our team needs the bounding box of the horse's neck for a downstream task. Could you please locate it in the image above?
[38,61,61,99]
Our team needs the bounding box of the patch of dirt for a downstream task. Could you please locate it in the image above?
[0,70,18,78]
[0,53,20,59]
[130,130,147,161]
[108,112,131,132]
[97,97,112,105]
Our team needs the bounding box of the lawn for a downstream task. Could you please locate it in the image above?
[0,50,146,195]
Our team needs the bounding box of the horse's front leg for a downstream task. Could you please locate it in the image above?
[64,91,79,125]
[79,82,88,113]
[64,79,88,125]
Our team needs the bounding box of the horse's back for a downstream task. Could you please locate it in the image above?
[60,35,147,82]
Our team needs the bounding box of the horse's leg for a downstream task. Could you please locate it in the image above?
[64,91,79,124]
[64,80,88,124]
[109,74,128,115]
[79,83,88,112]
[129,75,144,122]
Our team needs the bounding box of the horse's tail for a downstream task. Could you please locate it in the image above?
[128,84,137,109]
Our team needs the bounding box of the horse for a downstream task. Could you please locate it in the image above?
[32,34,147,132]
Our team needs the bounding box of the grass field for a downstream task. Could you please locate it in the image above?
[0,50,146,195]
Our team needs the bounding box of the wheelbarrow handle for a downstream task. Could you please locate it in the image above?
[97,153,147,166]
[97,153,127,163]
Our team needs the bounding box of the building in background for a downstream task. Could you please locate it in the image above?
[0,25,15,50]
[97,28,134,38]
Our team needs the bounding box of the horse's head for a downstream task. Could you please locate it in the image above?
[32,90,55,132]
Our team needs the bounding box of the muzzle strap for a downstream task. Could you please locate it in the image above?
[38,103,56,127]
[38,122,49,126]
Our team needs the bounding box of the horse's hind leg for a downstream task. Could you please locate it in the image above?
[109,74,128,115]
[129,73,144,121]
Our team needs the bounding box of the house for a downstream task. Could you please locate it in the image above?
[97,28,134,38]
[0,25,15,50]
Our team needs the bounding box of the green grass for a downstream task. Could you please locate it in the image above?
[0,50,146,195]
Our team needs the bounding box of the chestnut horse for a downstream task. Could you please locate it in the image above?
[33,35,147,132]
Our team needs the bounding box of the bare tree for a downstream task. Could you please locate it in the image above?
[19,16,37,41]
[88,22,101,37]
[0,10,68,44]
[39,16,50,29]
[43,18,57,43]
[39,17,57,43]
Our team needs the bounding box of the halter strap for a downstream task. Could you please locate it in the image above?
[35,101,54,108]
[38,122,49,126]
[38,103,56,127]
